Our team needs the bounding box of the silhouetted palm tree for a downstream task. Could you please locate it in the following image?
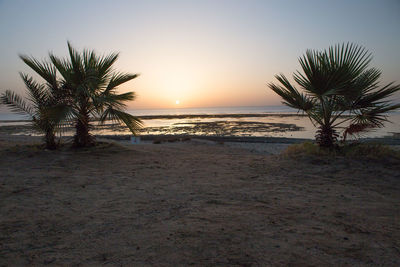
[1,57,66,149]
[49,42,142,147]
[269,43,400,148]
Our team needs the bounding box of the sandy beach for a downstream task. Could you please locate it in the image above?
[0,134,399,266]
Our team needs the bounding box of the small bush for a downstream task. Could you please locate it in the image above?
[283,142,332,157]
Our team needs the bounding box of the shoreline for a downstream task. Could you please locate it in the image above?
[1,132,400,146]
[100,134,311,144]
[101,134,400,146]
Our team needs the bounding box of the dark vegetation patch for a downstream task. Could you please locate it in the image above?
[282,142,400,164]
[144,121,303,136]
[0,120,303,137]
[0,140,125,155]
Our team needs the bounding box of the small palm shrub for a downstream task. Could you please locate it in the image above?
[269,43,400,148]
[1,57,66,149]
[49,42,142,147]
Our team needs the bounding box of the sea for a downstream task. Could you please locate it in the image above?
[0,106,399,139]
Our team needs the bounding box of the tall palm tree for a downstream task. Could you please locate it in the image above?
[1,57,66,149]
[49,42,142,147]
[269,43,400,148]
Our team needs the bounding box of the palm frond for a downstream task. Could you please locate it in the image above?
[96,51,119,78]
[105,73,139,93]
[83,48,96,69]
[351,104,400,128]
[19,55,58,87]
[94,91,136,111]
[67,41,84,81]
[0,90,35,117]
[49,53,73,82]
[342,123,374,141]
[352,82,400,109]
[268,74,314,111]
[293,43,373,98]
[99,107,143,135]
[19,73,50,108]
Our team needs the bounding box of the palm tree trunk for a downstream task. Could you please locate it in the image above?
[73,109,95,147]
[316,124,337,148]
[45,129,57,150]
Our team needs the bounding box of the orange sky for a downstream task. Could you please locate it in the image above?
[0,0,399,111]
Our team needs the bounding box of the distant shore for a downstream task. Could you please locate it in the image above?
[136,113,315,120]
[0,112,348,123]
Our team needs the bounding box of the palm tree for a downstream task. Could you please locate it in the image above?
[1,57,66,149]
[49,42,142,147]
[269,43,400,148]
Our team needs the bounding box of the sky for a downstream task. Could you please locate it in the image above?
[0,0,399,110]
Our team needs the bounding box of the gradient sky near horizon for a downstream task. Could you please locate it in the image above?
[0,0,399,110]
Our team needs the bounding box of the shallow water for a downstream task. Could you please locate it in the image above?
[2,113,399,140]
[1,105,399,139]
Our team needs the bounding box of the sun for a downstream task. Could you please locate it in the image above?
[175,100,180,105]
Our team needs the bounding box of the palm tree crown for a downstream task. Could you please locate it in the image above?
[269,43,400,147]
[1,57,66,149]
[49,42,142,147]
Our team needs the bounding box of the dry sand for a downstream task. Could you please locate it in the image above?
[0,134,399,266]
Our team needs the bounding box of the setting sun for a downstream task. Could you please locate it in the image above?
[175,100,180,105]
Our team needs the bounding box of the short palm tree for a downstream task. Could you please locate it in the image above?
[1,57,66,149]
[269,43,400,148]
[49,42,142,147]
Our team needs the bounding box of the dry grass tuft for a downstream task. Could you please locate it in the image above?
[282,142,400,162]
